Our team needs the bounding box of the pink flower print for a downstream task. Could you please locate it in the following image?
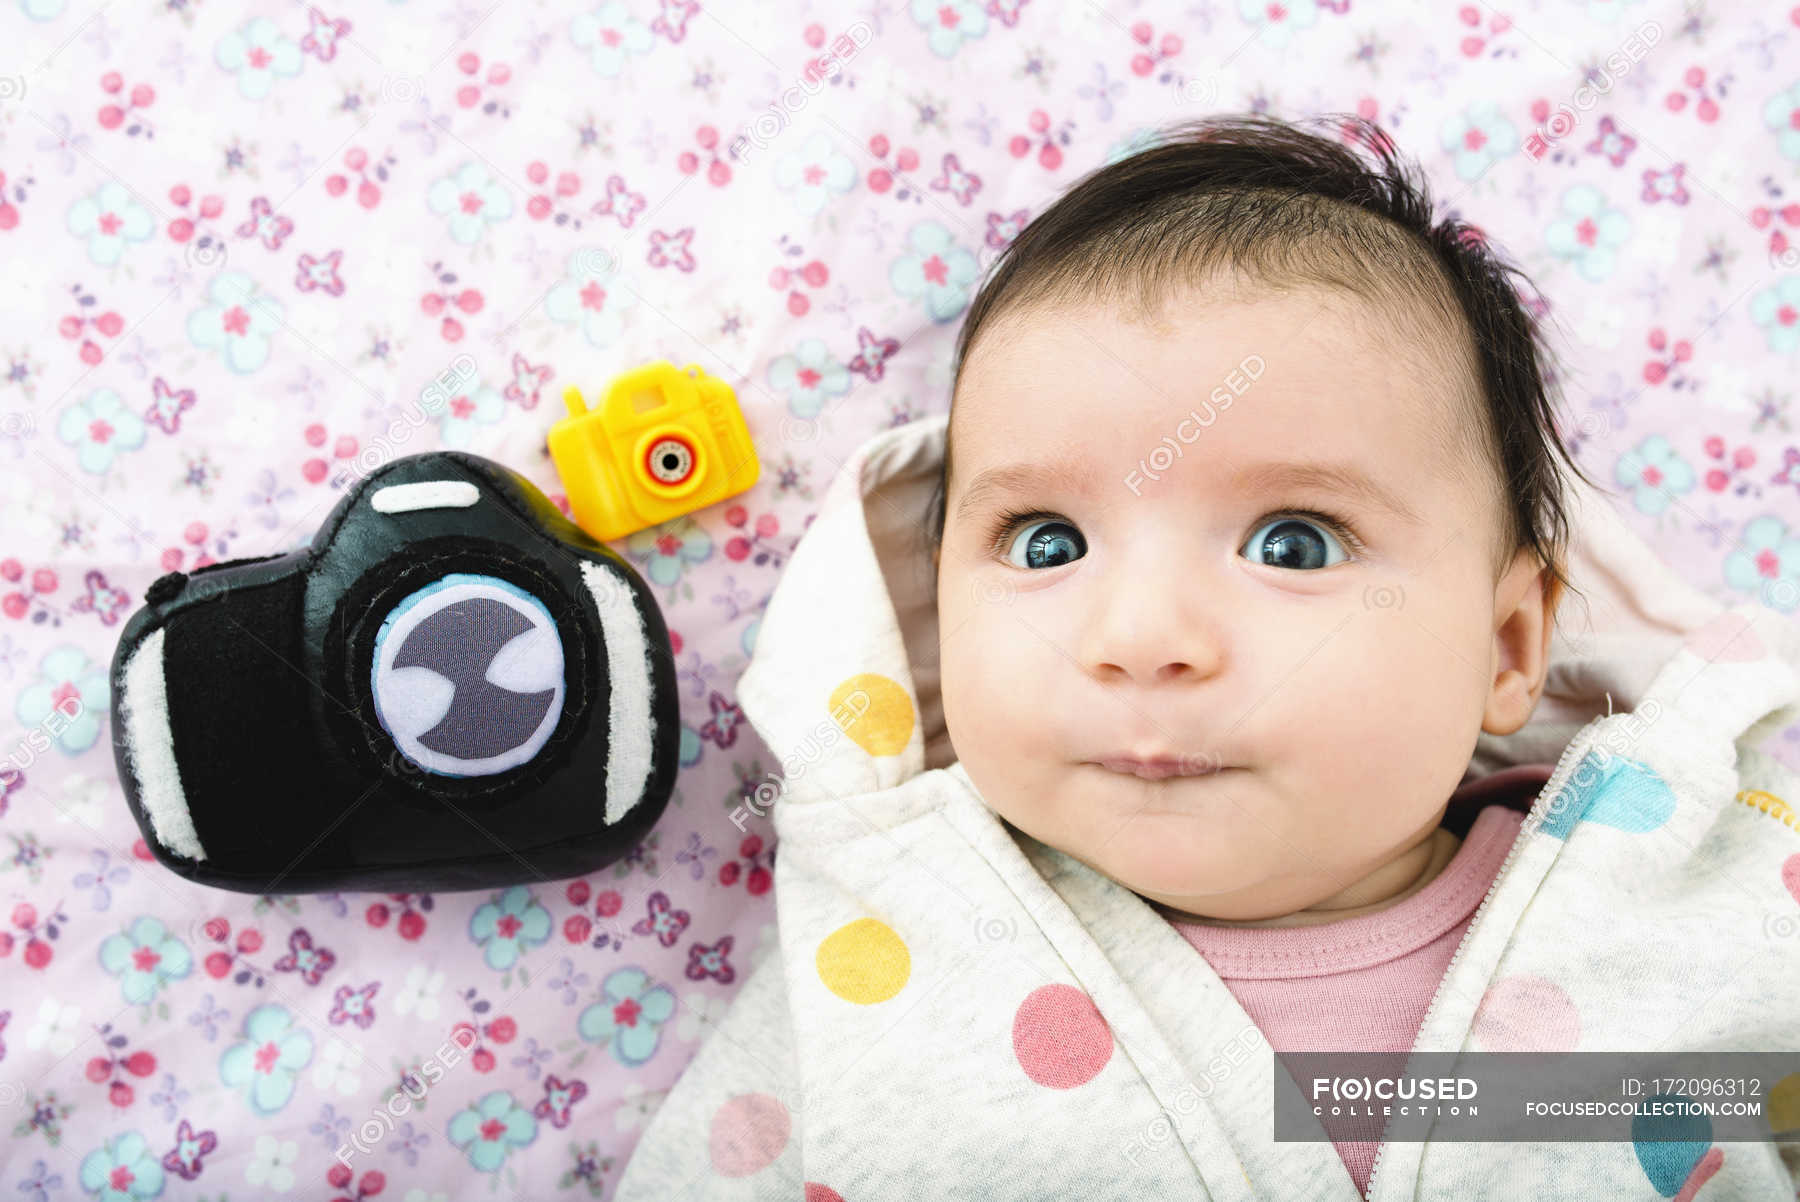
[591,174,646,228]
[630,891,689,948]
[503,353,552,409]
[428,161,514,244]
[533,1074,589,1129]
[161,1118,218,1181]
[215,17,304,100]
[684,934,735,984]
[146,377,196,434]
[646,227,695,271]
[1640,164,1689,206]
[571,2,656,76]
[300,7,351,62]
[271,927,336,985]
[68,181,154,266]
[1773,446,1800,497]
[327,980,378,1029]
[848,326,901,382]
[697,691,745,749]
[235,196,293,250]
[932,152,982,204]
[651,0,700,41]
[69,570,130,625]
[1585,115,1636,167]
[295,249,345,296]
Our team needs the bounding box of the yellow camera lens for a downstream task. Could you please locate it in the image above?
[635,425,704,497]
[644,434,696,486]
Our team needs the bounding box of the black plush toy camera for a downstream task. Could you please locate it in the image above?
[109,451,679,894]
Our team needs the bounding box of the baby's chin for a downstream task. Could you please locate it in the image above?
[997,772,1290,904]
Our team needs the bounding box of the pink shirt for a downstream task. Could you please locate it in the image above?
[1162,765,1553,1197]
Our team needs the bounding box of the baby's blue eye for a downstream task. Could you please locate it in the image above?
[1005,519,1086,570]
[1240,517,1348,570]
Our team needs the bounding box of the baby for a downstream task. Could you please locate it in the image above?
[927,112,1584,934]
[615,114,1800,1201]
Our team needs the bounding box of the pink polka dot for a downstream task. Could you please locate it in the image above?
[1012,983,1112,1088]
[804,1185,847,1202]
[1685,612,1765,663]
[1783,853,1800,907]
[708,1092,789,1177]
[1471,974,1580,1052]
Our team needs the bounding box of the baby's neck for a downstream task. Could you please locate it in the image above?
[1159,825,1464,929]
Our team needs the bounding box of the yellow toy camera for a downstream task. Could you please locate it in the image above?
[549,361,760,542]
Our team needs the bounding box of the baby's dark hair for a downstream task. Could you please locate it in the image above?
[925,111,1597,607]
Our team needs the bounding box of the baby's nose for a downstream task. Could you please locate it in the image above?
[1082,587,1225,687]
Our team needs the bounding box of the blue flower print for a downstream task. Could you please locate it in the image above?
[1546,185,1630,282]
[768,339,850,419]
[889,221,980,323]
[571,2,654,77]
[1763,80,1800,164]
[544,249,637,348]
[1441,102,1518,181]
[1614,436,1694,516]
[577,966,675,1067]
[1237,0,1318,49]
[469,886,552,971]
[1749,275,1800,354]
[626,517,712,587]
[219,1003,314,1116]
[67,182,154,267]
[187,271,283,373]
[447,1089,538,1171]
[419,380,506,448]
[15,645,110,754]
[1724,516,1800,613]
[428,161,514,246]
[21,0,67,19]
[78,1130,163,1201]
[59,388,146,474]
[215,18,303,100]
[99,916,193,1006]
[910,0,989,57]
[774,131,856,217]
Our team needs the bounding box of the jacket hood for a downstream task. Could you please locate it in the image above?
[736,413,1800,811]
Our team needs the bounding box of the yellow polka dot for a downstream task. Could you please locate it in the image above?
[1770,1073,1800,1138]
[815,918,910,1004]
[829,673,914,757]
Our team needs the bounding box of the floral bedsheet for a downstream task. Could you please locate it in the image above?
[2,0,1799,1199]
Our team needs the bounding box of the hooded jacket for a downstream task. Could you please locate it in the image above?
[614,412,1800,1201]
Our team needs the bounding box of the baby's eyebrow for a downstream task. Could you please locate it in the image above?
[955,451,1096,523]
[1234,460,1423,525]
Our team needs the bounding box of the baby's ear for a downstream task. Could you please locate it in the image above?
[1481,554,1558,737]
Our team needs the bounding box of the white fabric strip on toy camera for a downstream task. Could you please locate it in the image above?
[581,561,655,825]
[121,627,207,861]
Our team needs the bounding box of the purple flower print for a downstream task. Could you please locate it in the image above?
[685,935,735,984]
[630,891,689,948]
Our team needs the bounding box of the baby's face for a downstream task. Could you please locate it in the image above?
[937,281,1543,921]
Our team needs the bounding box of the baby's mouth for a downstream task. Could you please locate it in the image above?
[1089,755,1228,781]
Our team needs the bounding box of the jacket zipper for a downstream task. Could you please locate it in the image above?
[1360,725,1599,1201]
[1734,787,1799,832]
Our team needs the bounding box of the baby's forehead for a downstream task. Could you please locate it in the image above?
[955,283,1487,478]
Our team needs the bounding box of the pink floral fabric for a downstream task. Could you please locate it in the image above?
[1,1,1798,1198]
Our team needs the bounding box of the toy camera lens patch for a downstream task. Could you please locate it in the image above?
[371,572,566,777]
[645,434,696,485]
